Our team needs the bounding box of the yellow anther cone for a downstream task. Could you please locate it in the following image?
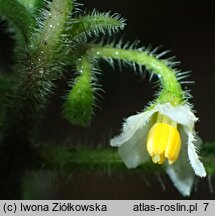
[165,126,181,165]
[147,122,181,165]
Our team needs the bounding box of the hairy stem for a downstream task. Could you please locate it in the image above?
[41,144,215,175]
[88,45,184,105]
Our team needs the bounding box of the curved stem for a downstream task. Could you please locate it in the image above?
[87,45,184,105]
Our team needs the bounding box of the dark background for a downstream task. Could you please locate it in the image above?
[1,0,215,199]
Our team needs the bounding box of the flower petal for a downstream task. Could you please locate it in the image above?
[111,109,157,168]
[156,103,197,129]
[156,102,206,177]
[166,127,195,196]
[166,166,194,196]
[117,127,150,168]
[187,131,206,177]
[111,108,156,147]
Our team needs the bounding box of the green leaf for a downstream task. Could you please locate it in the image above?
[0,0,36,41]
[70,10,126,41]
[17,0,44,14]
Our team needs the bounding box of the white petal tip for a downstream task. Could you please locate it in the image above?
[166,167,194,197]
[118,147,141,169]
[194,167,207,178]
[110,135,123,147]
[188,153,207,178]
[187,133,207,178]
[124,163,137,169]
[110,139,117,147]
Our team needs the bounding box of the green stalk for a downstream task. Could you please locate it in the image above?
[33,0,72,66]
[88,45,184,105]
[41,145,215,175]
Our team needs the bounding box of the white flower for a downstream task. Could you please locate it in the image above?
[111,102,206,196]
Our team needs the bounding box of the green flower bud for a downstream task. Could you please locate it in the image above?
[62,73,94,126]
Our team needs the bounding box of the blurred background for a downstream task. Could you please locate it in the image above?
[0,0,215,199]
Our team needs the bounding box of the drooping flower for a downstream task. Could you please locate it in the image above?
[110,102,206,196]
